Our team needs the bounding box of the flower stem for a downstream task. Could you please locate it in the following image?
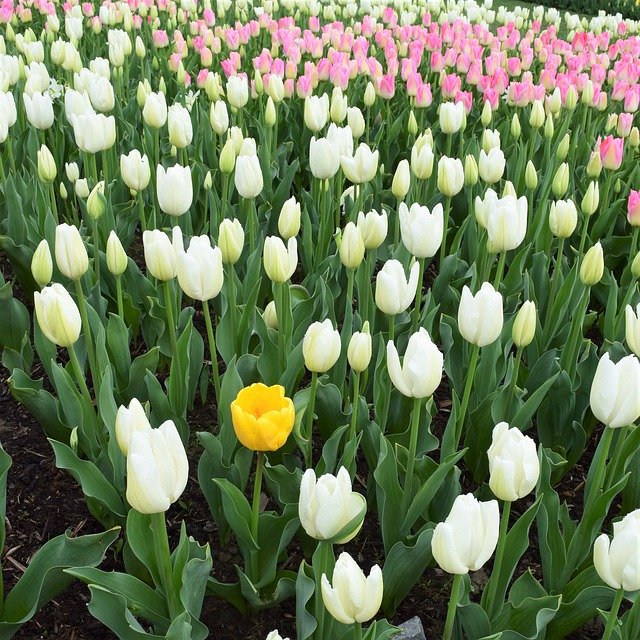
[91,219,101,286]
[67,344,93,407]
[401,397,423,518]
[482,500,511,618]
[543,238,565,339]
[354,622,363,640]
[163,280,178,358]
[585,426,614,513]
[412,258,425,330]
[150,512,179,620]
[73,279,99,392]
[503,347,522,421]
[443,574,463,640]
[348,372,360,445]
[203,299,221,414]
[454,344,480,454]
[249,451,265,583]
[493,251,506,290]
[388,314,395,342]
[305,372,319,467]
[138,193,147,232]
[439,197,452,267]
[116,275,124,319]
[226,264,238,350]
[49,183,59,225]
[602,587,624,640]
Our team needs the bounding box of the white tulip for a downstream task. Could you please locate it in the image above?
[177,236,224,302]
[375,260,419,316]
[594,509,640,591]
[303,320,341,373]
[458,283,504,347]
[400,202,444,258]
[486,195,528,254]
[157,164,193,217]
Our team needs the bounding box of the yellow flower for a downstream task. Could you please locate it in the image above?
[231,383,295,451]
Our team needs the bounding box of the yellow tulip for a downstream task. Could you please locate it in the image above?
[231,383,295,451]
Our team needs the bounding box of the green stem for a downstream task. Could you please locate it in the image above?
[503,348,522,421]
[226,265,237,351]
[49,183,59,225]
[543,238,565,333]
[250,451,264,543]
[482,501,511,618]
[354,622,363,640]
[493,251,506,290]
[455,344,480,453]
[6,137,15,172]
[313,541,335,640]
[68,344,93,407]
[138,193,147,231]
[150,512,179,620]
[412,258,425,330]
[305,372,319,467]
[585,426,614,513]
[439,197,452,267]
[443,574,463,640]
[116,275,124,319]
[578,217,589,255]
[401,397,423,518]
[345,268,355,321]
[203,299,221,413]
[73,279,99,392]
[559,286,589,376]
[91,219,101,286]
[348,372,360,446]
[602,587,624,640]
[163,280,178,358]
[388,314,395,342]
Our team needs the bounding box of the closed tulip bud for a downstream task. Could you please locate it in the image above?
[115,398,151,456]
[552,163,569,198]
[338,222,365,269]
[391,159,410,199]
[55,223,88,280]
[209,100,229,135]
[400,202,444,258]
[58,182,67,200]
[263,236,297,283]
[594,509,640,592]
[120,150,150,192]
[488,422,539,501]
[375,259,419,316]
[24,91,54,130]
[439,101,464,135]
[581,181,599,216]
[387,328,443,398]
[481,129,501,153]
[303,320,341,372]
[510,113,521,138]
[142,227,181,281]
[226,75,249,110]
[106,231,127,276]
[525,160,538,190]
[549,200,578,238]
[37,144,56,183]
[565,85,578,111]
[486,195,528,254]
[136,80,150,108]
[135,35,145,58]
[548,88,562,114]
[87,181,106,220]
[407,110,418,135]
[586,151,602,178]
[556,133,570,161]
[278,196,301,240]
[632,253,640,279]
[357,209,387,250]
[219,138,236,175]
[529,99,545,128]
[235,154,263,199]
[347,107,365,139]
[630,127,640,148]
[263,300,278,330]
[177,236,223,301]
[75,178,89,199]
[341,143,379,185]
[330,87,347,124]
[348,322,372,373]
[304,94,329,132]
[309,136,340,180]
[590,352,640,428]
[478,148,505,184]
[321,553,383,624]
[605,113,618,133]
[168,103,192,149]
[31,239,53,287]
[411,141,434,180]
[580,242,604,286]
[432,493,499,574]
[65,161,79,183]
[299,467,366,542]
[464,155,478,186]
[512,300,536,347]
[626,304,640,358]
[126,420,188,514]
[157,164,192,216]
[363,81,376,107]
[502,180,517,198]
[437,156,464,197]
[253,70,264,96]
[481,100,492,127]
[458,283,503,347]
[581,79,594,105]
[544,113,555,140]
[142,91,167,128]
[34,283,82,347]
[265,96,276,127]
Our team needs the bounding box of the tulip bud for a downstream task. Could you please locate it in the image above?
[177,236,223,302]
[439,101,464,135]
[586,151,602,178]
[529,99,545,128]
[105,230,127,276]
[55,223,89,280]
[556,133,570,161]
[565,85,578,111]
[203,171,212,191]
[407,110,418,135]
[458,283,503,347]
[581,181,600,217]
[263,236,297,283]
[347,107,365,139]
[219,138,236,175]
[34,283,82,347]
[580,242,604,286]
[217,218,244,265]
[512,300,536,347]
[348,322,372,373]
[437,156,464,197]
[543,113,554,140]
[330,87,347,124]
[630,127,640,148]
[338,222,365,269]
[31,239,53,287]
[481,100,492,127]
[157,164,193,217]
[115,398,151,456]
[488,422,540,501]
[432,493,499,574]
[263,300,278,330]
[235,154,263,199]
[525,160,538,190]
[265,96,276,127]
[552,162,569,198]
[549,200,578,238]
[299,467,365,543]
[65,161,79,183]
[87,181,106,220]
[278,196,301,240]
[363,81,375,107]
[357,209,387,250]
[400,202,444,258]
[510,113,521,138]
[479,148,506,184]
[605,113,618,133]
[303,319,341,373]
[464,154,478,186]
[626,305,640,358]
[391,159,410,199]
[502,181,517,198]
[135,35,145,58]
[37,144,56,183]
[548,88,562,114]
[632,252,640,279]
[142,227,180,281]
[75,178,90,199]
[321,553,382,624]
[59,183,68,200]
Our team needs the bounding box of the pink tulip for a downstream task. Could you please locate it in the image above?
[598,136,624,171]
[628,191,640,226]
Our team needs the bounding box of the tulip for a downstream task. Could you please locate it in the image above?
[65,162,80,183]
[437,156,464,197]
[391,159,410,199]
[177,236,223,302]
[400,202,444,259]
[439,101,464,134]
[55,223,89,281]
[364,82,376,107]
[321,553,383,624]
[549,200,578,238]
[303,320,341,373]
[120,150,150,192]
[209,100,229,135]
[219,138,236,174]
[231,383,295,451]
[115,398,151,456]
[458,283,503,347]
[304,94,329,132]
[628,191,640,226]
[263,236,297,284]
[582,181,600,217]
[375,259,419,319]
[580,242,604,286]
[464,155,478,186]
[167,103,193,149]
[157,164,193,217]
[529,99,545,128]
[512,301,536,348]
[387,328,443,399]
[525,161,538,190]
[586,151,602,178]
[235,154,263,199]
[34,283,81,347]
[106,231,127,277]
[278,196,301,240]
[485,195,527,254]
[488,422,539,501]
[263,301,278,330]
[266,631,289,640]
[590,353,640,429]
[478,148,505,184]
[299,467,365,543]
[599,135,624,171]
[309,136,340,180]
[37,144,56,183]
[23,91,54,129]
[357,210,387,250]
[338,222,365,269]
[142,228,180,281]
[142,91,167,128]
[481,129,500,153]
[348,322,372,373]
[31,239,53,287]
[87,181,106,220]
[126,420,188,514]
[226,75,249,110]
[544,114,555,140]
[510,113,521,138]
[70,112,116,153]
[75,178,90,198]
[341,143,379,185]
[551,162,569,198]
[265,97,276,127]
[626,305,640,359]
[347,107,365,139]
[594,509,640,592]
[218,218,244,265]
[411,140,434,180]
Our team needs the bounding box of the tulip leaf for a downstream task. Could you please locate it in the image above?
[124,347,160,401]
[373,434,404,553]
[458,601,492,640]
[0,280,29,353]
[510,371,559,432]
[295,561,317,640]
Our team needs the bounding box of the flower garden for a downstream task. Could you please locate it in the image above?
[0,0,640,638]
